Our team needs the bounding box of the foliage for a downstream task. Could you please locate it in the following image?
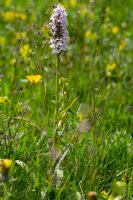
[0,0,133,199]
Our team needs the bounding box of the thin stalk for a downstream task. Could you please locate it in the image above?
[92,62,96,129]
[53,55,60,146]
[10,59,17,99]
[90,54,97,144]
[54,55,60,126]
[7,59,17,157]
[41,82,47,128]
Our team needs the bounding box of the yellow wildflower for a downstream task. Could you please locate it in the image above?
[89,12,95,19]
[5,0,11,6]
[119,40,126,51]
[15,32,26,40]
[101,191,109,199]
[0,36,6,45]
[26,75,42,84]
[106,63,117,71]
[69,0,77,7]
[12,32,26,44]
[1,11,27,22]
[85,30,92,38]
[77,113,84,122]
[1,11,15,21]
[0,96,10,104]
[20,44,32,61]
[112,26,119,34]
[80,6,88,17]
[0,159,12,182]
[10,58,16,65]
[15,13,26,20]
[106,63,117,76]
[85,30,97,41]
[0,159,12,173]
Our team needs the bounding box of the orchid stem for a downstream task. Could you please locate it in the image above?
[54,55,60,130]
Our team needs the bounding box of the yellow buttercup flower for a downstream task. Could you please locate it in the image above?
[5,0,11,6]
[112,26,119,34]
[80,6,88,17]
[119,40,126,51]
[0,159,12,182]
[0,36,6,45]
[12,32,26,44]
[26,75,42,83]
[10,58,16,65]
[0,96,10,104]
[106,63,117,71]
[0,159,12,173]
[101,191,109,199]
[15,32,26,40]
[69,0,77,7]
[85,30,97,41]
[20,44,32,61]
[1,11,15,21]
[15,13,26,20]
[106,63,117,76]
[1,11,27,22]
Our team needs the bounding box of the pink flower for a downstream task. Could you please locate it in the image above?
[49,4,68,55]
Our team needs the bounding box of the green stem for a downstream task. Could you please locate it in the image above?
[90,52,97,144]
[41,82,47,128]
[54,55,60,127]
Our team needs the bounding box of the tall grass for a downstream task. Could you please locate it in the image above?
[0,0,133,199]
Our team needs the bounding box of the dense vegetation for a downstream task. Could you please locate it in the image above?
[0,0,133,199]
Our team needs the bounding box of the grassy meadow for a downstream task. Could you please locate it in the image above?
[0,0,133,199]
